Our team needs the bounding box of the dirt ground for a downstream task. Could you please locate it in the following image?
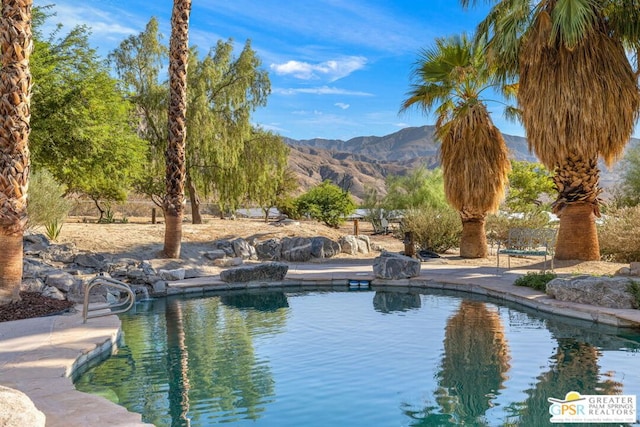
[52,215,628,276]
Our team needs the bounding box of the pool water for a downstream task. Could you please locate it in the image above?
[75,288,640,426]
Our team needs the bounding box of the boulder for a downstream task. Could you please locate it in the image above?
[232,238,257,260]
[0,386,45,427]
[21,278,44,293]
[44,271,78,292]
[213,257,243,267]
[212,240,235,257]
[373,252,421,279]
[158,268,186,281]
[204,250,227,261]
[339,235,358,255]
[74,253,108,269]
[220,262,289,283]
[311,236,341,259]
[280,237,313,262]
[41,285,66,301]
[255,239,281,261]
[546,276,638,309]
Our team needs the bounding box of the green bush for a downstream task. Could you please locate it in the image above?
[514,272,557,291]
[598,206,640,262]
[28,169,71,237]
[275,196,301,220]
[486,210,553,244]
[296,180,356,228]
[399,206,462,253]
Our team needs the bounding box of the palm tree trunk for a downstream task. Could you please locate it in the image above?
[552,156,601,261]
[459,212,488,258]
[555,203,600,260]
[0,0,33,305]
[162,0,192,258]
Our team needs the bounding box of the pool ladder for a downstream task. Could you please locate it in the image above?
[82,274,136,323]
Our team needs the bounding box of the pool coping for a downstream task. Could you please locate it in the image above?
[1,260,639,427]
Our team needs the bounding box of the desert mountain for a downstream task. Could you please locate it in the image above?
[285,125,637,202]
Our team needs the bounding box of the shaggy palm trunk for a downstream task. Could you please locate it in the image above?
[162,0,192,258]
[0,0,33,305]
[459,212,488,258]
[552,156,601,260]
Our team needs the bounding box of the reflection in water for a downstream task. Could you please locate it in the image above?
[166,299,191,427]
[221,291,289,312]
[373,291,421,313]
[405,301,510,426]
[508,339,624,427]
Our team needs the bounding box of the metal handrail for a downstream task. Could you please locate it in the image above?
[83,274,136,323]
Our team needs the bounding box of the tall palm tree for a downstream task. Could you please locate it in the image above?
[402,34,511,258]
[462,0,640,260]
[0,0,33,305]
[163,0,192,258]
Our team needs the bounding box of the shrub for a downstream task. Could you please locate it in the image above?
[486,210,552,244]
[514,272,557,291]
[295,180,356,228]
[627,281,640,309]
[399,206,462,253]
[598,206,640,262]
[27,169,71,236]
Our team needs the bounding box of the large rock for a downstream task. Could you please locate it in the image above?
[311,236,341,259]
[220,262,289,283]
[373,252,421,279]
[546,276,637,309]
[340,235,370,255]
[232,238,257,260]
[44,271,78,292]
[280,237,313,262]
[255,239,281,261]
[0,386,45,427]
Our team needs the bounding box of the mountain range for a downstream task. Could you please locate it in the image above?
[285,125,637,202]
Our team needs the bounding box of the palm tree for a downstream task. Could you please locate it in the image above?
[163,0,192,258]
[402,34,511,258]
[0,0,33,305]
[462,0,640,260]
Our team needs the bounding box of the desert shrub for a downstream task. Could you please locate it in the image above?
[486,210,553,244]
[399,206,461,253]
[599,206,640,262]
[275,196,301,220]
[514,272,557,291]
[28,169,71,234]
[295,180,356,228]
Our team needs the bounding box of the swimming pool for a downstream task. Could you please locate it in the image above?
[75,288,640,426]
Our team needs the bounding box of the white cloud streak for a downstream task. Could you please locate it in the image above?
[271,56,367,82]
[274,86,373,96]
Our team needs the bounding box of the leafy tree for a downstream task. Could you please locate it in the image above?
[615,144,640,207]
[186,40,270,220]
[505,160,555,215]
[0,0,33,304]
[401,34,511,258]
[384,167,448,211]
[462,0,640,260]
[108,17,168,207]
[30,9,148,221]
[243,129,290,222]
[296,180,356,228]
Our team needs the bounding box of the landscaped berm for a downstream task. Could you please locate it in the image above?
[52,216,627,275]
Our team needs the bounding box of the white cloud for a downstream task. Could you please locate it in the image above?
[274,86,373,96]
[271,56,367,82]
[335,103,350,110]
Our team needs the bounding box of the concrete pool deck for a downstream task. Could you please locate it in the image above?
[1,259,639,426]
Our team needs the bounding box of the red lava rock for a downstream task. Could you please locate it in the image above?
[0,292,76,323]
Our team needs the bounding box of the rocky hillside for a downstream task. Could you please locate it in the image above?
[285,125,636,201]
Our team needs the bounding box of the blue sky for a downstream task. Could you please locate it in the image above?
[35,1,638,141]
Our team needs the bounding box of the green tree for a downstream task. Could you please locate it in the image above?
[163,0,192,258]
[243,129,290,222]
[186,40,270,221]
[505,160,555,215]
[108,17,168,207]
[462,0,640,260]
[296,180,356,228]
[30,10,148,221]
[615,144,640,207]
[0,0,33,305]
[401,34,511,258]
[383,167,448,211]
